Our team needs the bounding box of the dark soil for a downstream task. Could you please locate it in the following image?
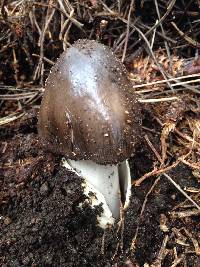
[0,109,199,266]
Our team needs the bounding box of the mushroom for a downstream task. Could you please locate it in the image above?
[38,39,141,228]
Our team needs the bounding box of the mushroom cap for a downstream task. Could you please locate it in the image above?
[38,39,141,164]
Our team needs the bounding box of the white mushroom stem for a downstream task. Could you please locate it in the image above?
[68,159,121,219]
[62,158,131,226]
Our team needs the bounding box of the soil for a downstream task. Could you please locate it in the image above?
[0,108,199,266]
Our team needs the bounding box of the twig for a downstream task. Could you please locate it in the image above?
[130,177,161,250]
[121,0,134,62]
[138,129,200,211]
[154,0,173,74]
[163,173,200,211]
[171,21,200,48]
[171,254,185,267]
[125,0,177,56]
[32,54,54,65]
[170,209,200,218]
[133,25,174,92]
[134,161,180,187]
[151,235,169,266]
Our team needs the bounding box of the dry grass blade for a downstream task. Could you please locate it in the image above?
[138,96,179,103]
[132,73,200,89]
[0,112,25,125]
[0,92,38,100]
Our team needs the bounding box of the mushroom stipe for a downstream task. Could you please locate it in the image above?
[38,39,141,228]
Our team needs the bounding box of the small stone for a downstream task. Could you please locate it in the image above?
[40,182,49,194]
[4,217,12,225]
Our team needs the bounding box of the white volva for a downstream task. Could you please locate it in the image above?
[62,158,131,228]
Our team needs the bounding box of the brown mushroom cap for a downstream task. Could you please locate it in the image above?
[38,39,141,164]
